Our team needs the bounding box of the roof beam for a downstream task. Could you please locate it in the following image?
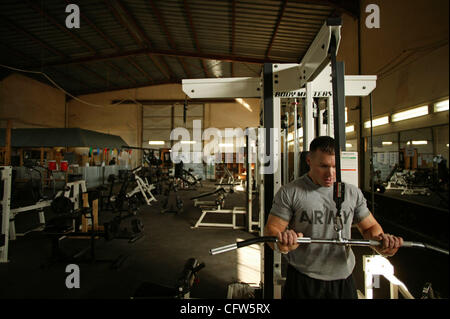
[127,57,154,83]
[326,0,360,18]
[103,0,142,45]
[293,0,359,19]
[27,2,134,87]
[149,0,192,78]
[63,0,118,50]
[0,41,91,90]
[106,0,175,80]
[27,1,95,55]
[182,0,209,78]
[111,98,239,105]
[106,61,138,86]
[0,15,65,58]
[63,0,154,85]
[78,65,117,89]
[0,17,105,90]
[265,0,288,58]
[37,47,282,68]
[26,1,123,88]
[76,80,180,96]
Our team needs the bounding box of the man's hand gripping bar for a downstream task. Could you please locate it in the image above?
[209,236,449,256]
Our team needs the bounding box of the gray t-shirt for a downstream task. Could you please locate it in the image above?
[269,174,370,281]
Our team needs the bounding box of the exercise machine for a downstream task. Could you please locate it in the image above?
[182,16,377,298]
[0,164,98,263]
[101,170,145,242]
[215,164,242,192]
[191,187,227,209]
[386,169,432,196]
[209,236,448,299]
[8,163,56,241]
[133,258,205,299]
[179,167,203,190]
[189,140,259,231]
[160,164,184,214]
[0,166,12,263]
[127,166,157,206]
[42,192,129,268]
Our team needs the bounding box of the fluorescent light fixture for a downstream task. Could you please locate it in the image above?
[434,99,449,112]
[392,105,428,122]
[364,116,389,128]
[345,125,354,133]
[235,98,253,112]
[406,141,428,145]
[180,141,196,144]
[346,143,352,148]
[149,141,165,145]
[382,141,393,145]
[219,143,234,148]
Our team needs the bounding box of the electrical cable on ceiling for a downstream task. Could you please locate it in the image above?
[0,63,142,108]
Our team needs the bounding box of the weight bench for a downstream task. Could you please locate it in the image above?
[190,187,226,208]
[191,187,247,229]
[192,206,247,229]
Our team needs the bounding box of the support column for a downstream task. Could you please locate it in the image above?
[262,63,274,299]
[304,82,315,151]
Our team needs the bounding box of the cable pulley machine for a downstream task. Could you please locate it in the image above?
[182,16,448,299]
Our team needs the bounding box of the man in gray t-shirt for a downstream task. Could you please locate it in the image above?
[264,136,403,299]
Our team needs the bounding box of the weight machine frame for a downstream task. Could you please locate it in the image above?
[1,166,92,263]
[182,17,377,298]
[127,166,157,206]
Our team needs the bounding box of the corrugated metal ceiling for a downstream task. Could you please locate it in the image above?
[0,0,359,95]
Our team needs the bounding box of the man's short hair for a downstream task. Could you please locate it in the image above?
[309,136,335,155]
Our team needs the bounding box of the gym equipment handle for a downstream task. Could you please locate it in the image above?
[209,236,449,256]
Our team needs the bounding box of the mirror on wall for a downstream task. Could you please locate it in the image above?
[364,125,449,209]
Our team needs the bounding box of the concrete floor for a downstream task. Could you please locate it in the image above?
[0,180,448,299]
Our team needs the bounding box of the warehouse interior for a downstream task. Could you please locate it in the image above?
[0,0,448,301]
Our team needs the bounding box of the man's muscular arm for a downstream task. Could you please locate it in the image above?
[264,215,303,253]
[357,213,403,256]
